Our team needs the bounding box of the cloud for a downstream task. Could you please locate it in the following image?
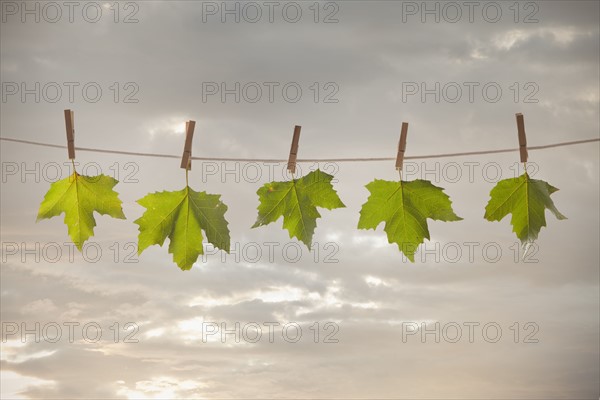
[1,1,599,398]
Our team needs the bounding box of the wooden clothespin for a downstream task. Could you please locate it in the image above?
[515,113,528,163]
[180,120,196,170]
[64,109,75,159]
[287,125,301,174]
[395,122,409,170]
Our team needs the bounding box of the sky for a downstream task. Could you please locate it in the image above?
[1,0,599,398]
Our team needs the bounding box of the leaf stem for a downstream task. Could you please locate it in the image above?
[186,167,189,187]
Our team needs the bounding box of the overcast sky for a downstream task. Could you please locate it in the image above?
[1,1,599,399]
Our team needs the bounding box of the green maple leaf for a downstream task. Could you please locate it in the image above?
[37,172,125,251]
[358,179,462,262]
[135,186,230,270]
[484,172,566,244]
[252,169,345,249]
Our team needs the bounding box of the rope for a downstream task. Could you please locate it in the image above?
[1,136,598,163]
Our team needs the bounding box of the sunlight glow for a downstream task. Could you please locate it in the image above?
[116,377,207,400]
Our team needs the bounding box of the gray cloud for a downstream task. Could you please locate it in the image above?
[1,1,598,399]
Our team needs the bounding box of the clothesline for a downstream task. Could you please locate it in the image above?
[0,136,598,163]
